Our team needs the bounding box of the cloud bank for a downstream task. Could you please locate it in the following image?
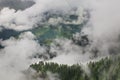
[82,0,120,56]
[0,32,45,80]
[1,0,120,80]
[0,0,84,31]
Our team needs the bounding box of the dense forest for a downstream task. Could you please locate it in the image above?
[30,56,120,80]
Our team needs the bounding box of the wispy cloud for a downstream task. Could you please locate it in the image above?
[1,0,120,80]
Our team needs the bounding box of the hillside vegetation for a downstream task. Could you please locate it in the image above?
[30,56,120,80]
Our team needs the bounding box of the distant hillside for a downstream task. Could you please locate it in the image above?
[0,0,35,10]
[32,10,89,46]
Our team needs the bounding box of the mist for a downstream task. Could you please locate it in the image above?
[0,0,120,80]
[82,0,120,57]
[0,32,46,80]
[0,0,83,31]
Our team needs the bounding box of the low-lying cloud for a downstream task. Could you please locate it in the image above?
[82,0,120,56]
[0,0,84,31]
[0,32,45,80]
[1,0,120,80]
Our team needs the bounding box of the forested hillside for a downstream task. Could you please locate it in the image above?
[30,56,120,80]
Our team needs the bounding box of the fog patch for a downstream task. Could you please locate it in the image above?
[0,31,45,80]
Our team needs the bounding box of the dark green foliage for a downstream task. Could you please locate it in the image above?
[32,22,83,46]
[30,62,87,80]
[31,11,88,46]
[30,56,120,80]
[0,29,20,40]
[88,57,120,80]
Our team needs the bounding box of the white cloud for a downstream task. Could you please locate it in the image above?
[47,38,94,65]
[1,0,120,79]
[0,0,85,31]
[82,0,120,56]
[0,32,45,80]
